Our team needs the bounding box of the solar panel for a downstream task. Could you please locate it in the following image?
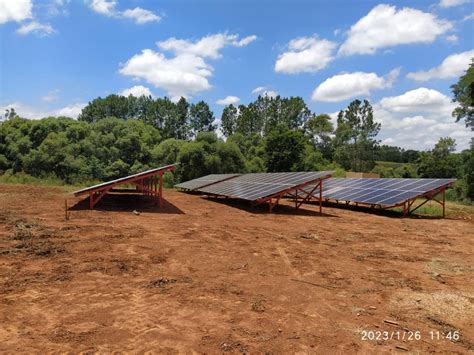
[175,174,241,191]
[198,171,333,201]
[299,178,455,207]
[73,164,178,196]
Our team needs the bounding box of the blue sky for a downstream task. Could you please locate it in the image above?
[0,0,473,150]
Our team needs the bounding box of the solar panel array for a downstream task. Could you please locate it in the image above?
[198,171,333,201]
[299,178,455,207]
[174,174,240,191]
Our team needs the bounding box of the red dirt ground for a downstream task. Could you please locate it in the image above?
[0,184,473,353]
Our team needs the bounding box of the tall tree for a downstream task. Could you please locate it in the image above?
[334,99,380,172]
[418,137,460,179]
[451,59,474,129]
[306,113,334,160]
[264,125,307,172]
[220,104,238,137]
[189,101,216,136]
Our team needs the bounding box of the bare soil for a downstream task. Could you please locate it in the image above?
[0,184,473,353]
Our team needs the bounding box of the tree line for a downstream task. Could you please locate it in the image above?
[1,61,473,201]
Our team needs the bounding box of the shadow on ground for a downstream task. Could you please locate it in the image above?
[69,190,184,214]
[203,195,337,217]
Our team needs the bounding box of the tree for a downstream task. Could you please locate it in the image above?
[264,125,307,172]
[333,99,380,172]
[418,137,460,178]
[451,59,474,129]
[189,101,216,135]
[4,108,18,120]
[174,97,191,140]
[306,113,334,160]
[221,104,238,137]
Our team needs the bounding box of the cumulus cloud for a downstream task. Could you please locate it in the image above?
[373,88,471,150]
[275,36,336,74]
[407,49,474,81]
[120,85,153,97]
[88,0,117,16]
[0,102,85,119]
[445,34,459,43]
[120,33,256,99]
[439,0,469,7]
[0,0,32,24]
[121,7,161,24]
[311,68,400,102]
[251,86,278,97]
[16,21,56,37]
[87,0,160,24]
[216,96,240,105]
[157,33,257,59]
[379,87,455,113]
[339,4,452,56]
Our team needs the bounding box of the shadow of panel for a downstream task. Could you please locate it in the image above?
[203,196,337,218]
[69,192,184,214]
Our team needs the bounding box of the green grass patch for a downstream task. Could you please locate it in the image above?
[391,199,474,218]
[375,161,417,169]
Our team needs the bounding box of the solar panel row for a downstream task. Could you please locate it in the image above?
[198,171,333,201]
[299,178,455,207]
[174,174,240,191]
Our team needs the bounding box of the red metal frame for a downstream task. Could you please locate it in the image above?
[254,177,326,214]
[74,165,177,209]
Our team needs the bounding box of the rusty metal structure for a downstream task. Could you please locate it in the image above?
[72,164,177,209]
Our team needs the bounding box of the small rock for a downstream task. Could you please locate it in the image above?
[133,210,140,215]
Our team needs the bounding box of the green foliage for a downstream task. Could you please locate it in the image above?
[189,101,216,135]
[418,137,460,178]
[372,161,418,178]
[264,125,307,172]
[451,59,474,129]
[2,93,472,205]
[221,104,238,137]
[334,99,380,172]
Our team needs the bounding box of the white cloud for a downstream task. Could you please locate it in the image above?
[16,21,56,37]
[374,88,471,150]
[379,87,454,113]
[251,86,278,97]
[439,0,469,8]
[407,49,474,81]
[120,85,153,97]
[275,36,336,74]
[252,86,266,94]
[157,33,256,59]
[120,49,212,99]
[311,68,400,102]
[445,34,459,43]
[41,90,60,103]
[87,0,161,24]
[122,7,161,24]
[0,0,32,24]
[88,0,117,16]
[1,102,85,119]
[216,96,240,105]
[339,4,452,56]
[120,33,255,99]
[463,13,474,21]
